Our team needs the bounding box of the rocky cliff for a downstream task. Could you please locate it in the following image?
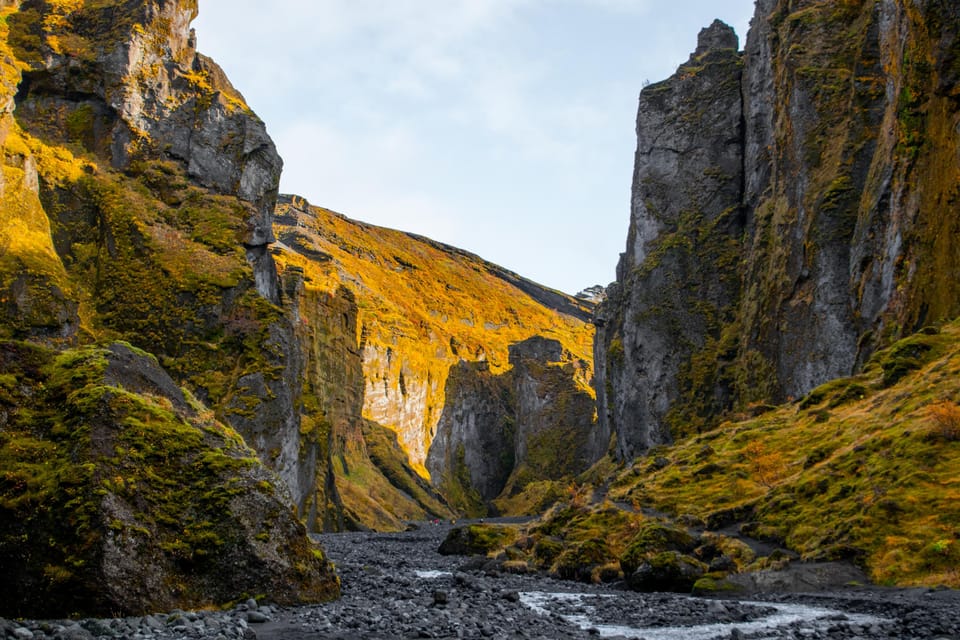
[0,341,338,617]
[272,196,603,521]
[425,335,601,515]
[0,1,605,587]
[596,0,960,457]
[0,0,339,615]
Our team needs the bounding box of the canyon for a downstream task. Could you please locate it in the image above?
[0,0,959,621]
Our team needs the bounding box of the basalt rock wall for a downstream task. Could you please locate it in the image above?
[0,0,342,615]
[425,336,601,514]
[595,0,960,458]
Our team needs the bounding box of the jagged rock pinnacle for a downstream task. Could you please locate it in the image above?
[694,19,739,57]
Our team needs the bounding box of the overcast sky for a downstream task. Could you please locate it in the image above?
[193,1,755,295]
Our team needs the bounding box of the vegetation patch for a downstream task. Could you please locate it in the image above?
[582,321,960,588]
[438,524,518,556]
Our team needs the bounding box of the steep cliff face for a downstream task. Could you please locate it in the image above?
[596,0,960,455]
[595,20,744,458]
[425,336,600,514]
[739,0,960,400]
[273,196,601,519]
[0,0,340,613]
[10,0,280,257]
[0,0,318,505]
[505,336,602,496]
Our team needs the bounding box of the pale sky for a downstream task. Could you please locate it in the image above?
[193,1,755,295]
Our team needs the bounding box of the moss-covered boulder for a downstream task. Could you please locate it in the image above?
[533,536,564,567]
[619,521,698,576]
[692,575,744,596]
[0,342,339,618]
[553,537,615,582]
[696,532,757,572]
[438,523,517,556]
[624,551,707,593]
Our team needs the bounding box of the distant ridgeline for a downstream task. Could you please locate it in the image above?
[270,195,603,524]
[0,0,605,618]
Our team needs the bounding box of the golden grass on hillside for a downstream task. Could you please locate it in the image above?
[274,201,594,373]
[273,199,595,477]
[603,322,960,587]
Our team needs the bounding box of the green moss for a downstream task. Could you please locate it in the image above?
[554,538,614,582]
[438,523,518,556]
[533,537,563,567]
[361,420,450,519]
[800,377,870,409]
[624,551,706,592]
[607,337,624,366]
[439,444,486,518]
[868,330,946,387]
[65,103,95,144]
[0,340,339,617]
[691,576,742,595]
[620,521,697,576]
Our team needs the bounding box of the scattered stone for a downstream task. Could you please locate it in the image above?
[246,610,269,623]
[2,519,958,640]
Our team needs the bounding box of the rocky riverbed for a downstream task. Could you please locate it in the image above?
[3,521,959,639]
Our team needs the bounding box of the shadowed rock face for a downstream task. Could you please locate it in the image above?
[596,1,960,457]
[595,20,744,459]
[0,342,339,619]
[426,335,600,510]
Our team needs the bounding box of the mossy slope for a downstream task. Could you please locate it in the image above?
[0,341,338,618]
[568,322,960,589]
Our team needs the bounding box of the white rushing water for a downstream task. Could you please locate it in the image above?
[518,591,887,640]
[414,570,453,579]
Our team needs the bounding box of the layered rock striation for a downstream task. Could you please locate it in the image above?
[596,1,960,457]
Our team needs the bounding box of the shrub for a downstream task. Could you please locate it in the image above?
[928,401,960,441]
[743,441,786,488]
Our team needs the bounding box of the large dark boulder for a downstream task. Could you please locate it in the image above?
[0,342,339,618]
[625,551,707,593]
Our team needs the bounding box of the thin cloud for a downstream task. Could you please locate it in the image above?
[194,1,756,293]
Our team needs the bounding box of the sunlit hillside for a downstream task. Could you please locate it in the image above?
[527,322,960,588]
[272,195,596,477]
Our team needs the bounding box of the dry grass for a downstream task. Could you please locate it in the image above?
[600,322,960,587]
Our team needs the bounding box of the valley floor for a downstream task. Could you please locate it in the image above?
[267,521,958,640]
[3,521,959,639]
